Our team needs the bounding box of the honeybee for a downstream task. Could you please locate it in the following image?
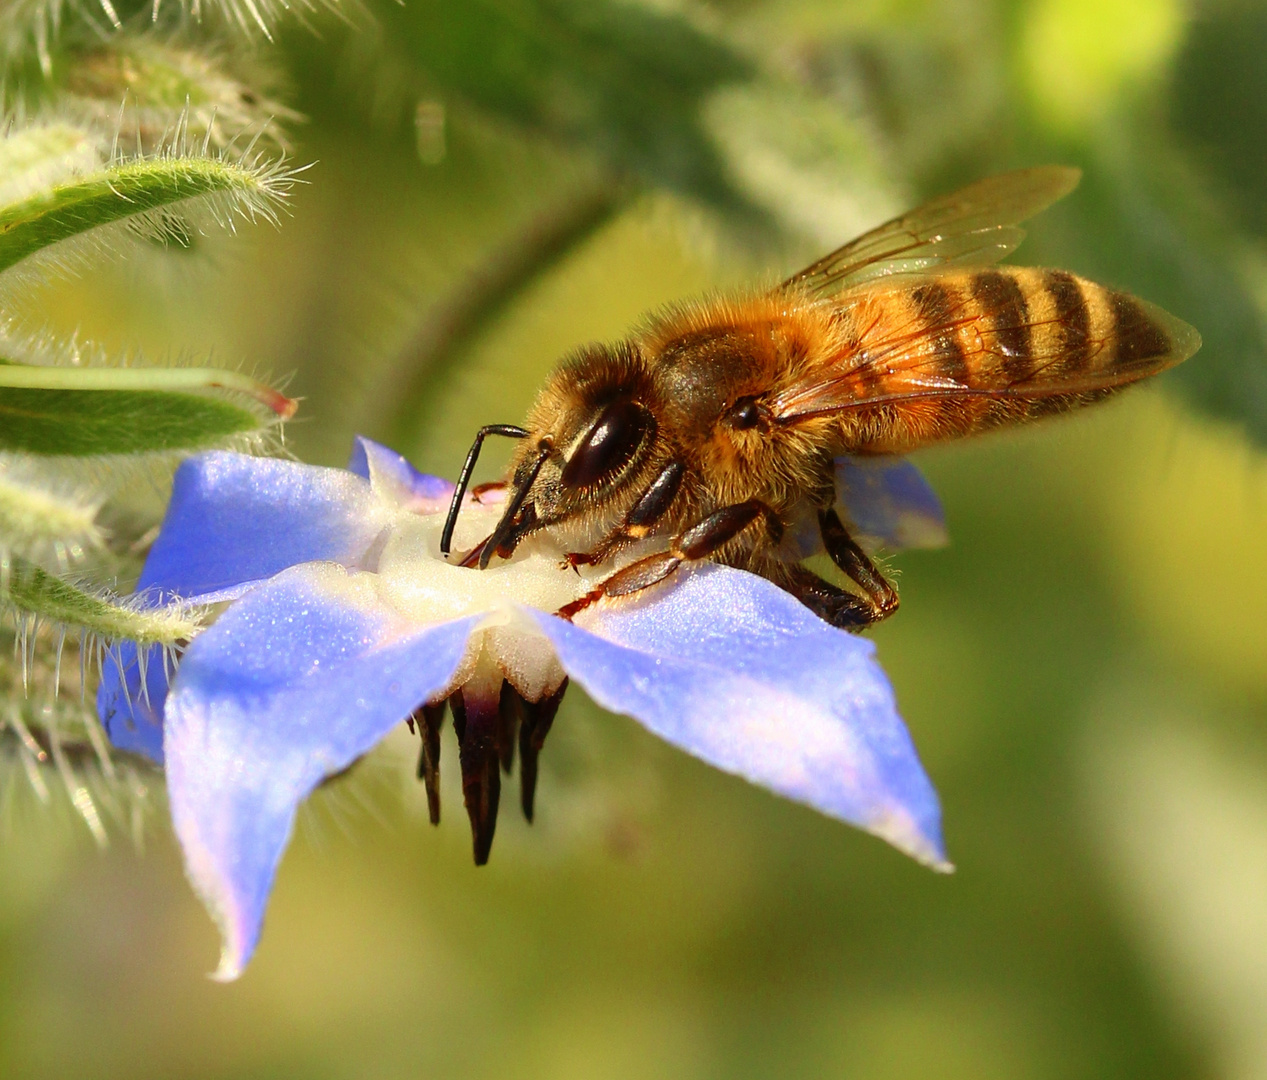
[440,166,1200,627]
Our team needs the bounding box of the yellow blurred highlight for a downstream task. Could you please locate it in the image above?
[1093,395,1267,698]
[1021,0,1186,128]
[1085,701,1267,1078]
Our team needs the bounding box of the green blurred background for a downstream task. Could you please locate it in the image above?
[4,0,1267,1075]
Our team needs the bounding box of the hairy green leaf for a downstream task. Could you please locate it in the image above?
[0,153,292,274]
[40,39,303,156]
[0,124,98,207]
[3,557,201,645]
[0,355,296,454]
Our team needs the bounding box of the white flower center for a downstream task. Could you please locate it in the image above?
[371,501,611,703]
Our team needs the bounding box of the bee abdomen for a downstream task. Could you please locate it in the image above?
[904,268,1189,429]
[830,266,1198,454]
[956,267,1186,394]
[967,269,1034,383]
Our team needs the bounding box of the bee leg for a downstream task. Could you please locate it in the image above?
[816,508,899,625]
[780,565,883,631]
[558,499,779,619]
[565,461,686,568]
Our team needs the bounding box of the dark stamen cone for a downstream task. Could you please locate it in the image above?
[519,678,568,823]
[497,681,523,775]
[451,687,502,865]
[412,701,447,825]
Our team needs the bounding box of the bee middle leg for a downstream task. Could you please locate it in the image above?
[564,461,685,568]
[556,499,780,620]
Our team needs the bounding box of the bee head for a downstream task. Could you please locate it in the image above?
[445,342,658,568]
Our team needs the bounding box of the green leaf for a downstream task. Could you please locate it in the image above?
[0,343,296,455]
[0,366,286,456]
[701,83,901,247]
[0,152,293,274]
[2,557,201,646]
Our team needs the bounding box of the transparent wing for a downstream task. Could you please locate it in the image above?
[834,457,947,552]
[779,166,1081,298]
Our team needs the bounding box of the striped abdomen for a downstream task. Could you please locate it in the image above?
[777,266,1201,455]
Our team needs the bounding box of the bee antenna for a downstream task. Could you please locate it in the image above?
[440,424,530,556]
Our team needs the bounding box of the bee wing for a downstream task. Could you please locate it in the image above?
[770,269,1201,422]
[779,166,1081,298]
[834,457,948,551]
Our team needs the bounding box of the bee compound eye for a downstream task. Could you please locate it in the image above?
[560,399,650,489]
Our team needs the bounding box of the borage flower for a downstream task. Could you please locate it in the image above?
[99,437,951,979]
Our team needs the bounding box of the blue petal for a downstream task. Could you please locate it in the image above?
[530,564,948,869]
[347,436,454,512]
[139,453,390,600]
[97,580,276,763]
[162,563,477,979]
[835,456,948,550]
[97,641,169,763]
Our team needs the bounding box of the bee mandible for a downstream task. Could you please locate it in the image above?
[440,166,1201,627]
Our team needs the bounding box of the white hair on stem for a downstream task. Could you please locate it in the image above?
[0,623,162,844]
[1,0,346,73]
[48,38,304,157]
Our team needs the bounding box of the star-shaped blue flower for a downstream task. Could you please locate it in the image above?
[99,437,950,979]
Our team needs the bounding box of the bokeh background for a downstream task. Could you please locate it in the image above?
[3,0,1267,1076]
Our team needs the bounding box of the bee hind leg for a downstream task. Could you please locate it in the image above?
[779,565,887,631]
[557,499,779,620]
[810,508,899,627]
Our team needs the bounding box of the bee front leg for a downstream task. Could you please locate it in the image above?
[564,461,686,568]
[557,499,780,620]
[815,508,899,625]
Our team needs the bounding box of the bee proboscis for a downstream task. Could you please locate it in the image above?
[441,166,1201,629]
